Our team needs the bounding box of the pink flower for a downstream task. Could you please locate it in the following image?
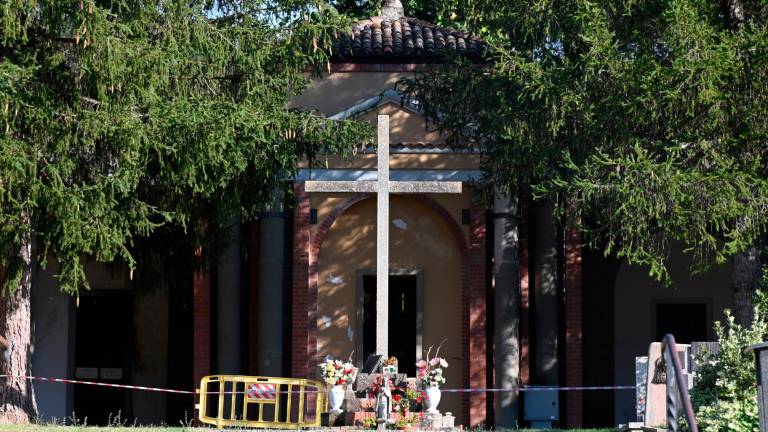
[429,357,449,368]
[415,360,427,369]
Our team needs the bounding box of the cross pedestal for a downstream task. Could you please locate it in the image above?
[305,115,462,357]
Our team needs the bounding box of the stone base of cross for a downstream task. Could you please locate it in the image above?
[305,115,462,357]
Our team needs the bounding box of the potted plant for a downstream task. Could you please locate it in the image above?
[416,347,449,413]
[383,356,399,375]
[402,384,424,413]
[320,359,356,414]
[395,413,418,431]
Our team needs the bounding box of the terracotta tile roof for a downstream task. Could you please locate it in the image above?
[389,142,479,153]
[332,17,486,62]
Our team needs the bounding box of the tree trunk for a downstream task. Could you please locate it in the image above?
[724,0,758,329]
[0,224,37,423]
[733,243,764,327]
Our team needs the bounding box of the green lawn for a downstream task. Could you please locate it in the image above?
[0,426,617,431]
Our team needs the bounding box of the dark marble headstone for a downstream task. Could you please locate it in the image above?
[353,372,408,393]
[362,354,384,374]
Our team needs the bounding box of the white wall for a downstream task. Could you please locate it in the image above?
[612,244,733,424]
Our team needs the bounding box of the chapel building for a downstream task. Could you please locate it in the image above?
[29,1,736,428]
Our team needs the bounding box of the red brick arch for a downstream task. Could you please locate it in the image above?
[291,183,487,425]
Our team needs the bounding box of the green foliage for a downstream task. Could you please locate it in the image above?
[0,0,372,294]
[399,0,768,282]
[690,265,768,431]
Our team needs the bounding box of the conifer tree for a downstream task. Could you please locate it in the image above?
[0,0,369,421]
[400,0,768,316]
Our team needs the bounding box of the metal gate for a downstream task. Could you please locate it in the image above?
[197,375,326,429]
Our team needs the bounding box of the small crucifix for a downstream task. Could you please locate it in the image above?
[305,115,462,357]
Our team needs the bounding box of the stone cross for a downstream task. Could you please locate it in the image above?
[305,115,462,357]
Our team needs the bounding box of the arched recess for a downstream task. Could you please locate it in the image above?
[305,192,482,423]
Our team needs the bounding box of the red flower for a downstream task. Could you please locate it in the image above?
[337,379,344,386]
[416,390,426,403]
[392,394,402,403]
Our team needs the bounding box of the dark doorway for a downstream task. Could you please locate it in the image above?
[166,276,194,424]
[655,302,709,344]
[362,274,418,377]
[74,292,133,424]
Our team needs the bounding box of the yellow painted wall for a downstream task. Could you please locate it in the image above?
[292,72,408,115]
[297,70,480,423]
[312,192,471,423]
[293,72,478,171]
[298,101,479,170]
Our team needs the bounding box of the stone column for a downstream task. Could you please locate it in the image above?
[493,190,520,427]
[217,217,242,374]
[533,200,558,385]
[257,191,285,376]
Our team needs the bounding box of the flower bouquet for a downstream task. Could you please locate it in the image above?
[416,345,449,413]
[321,359,356,414]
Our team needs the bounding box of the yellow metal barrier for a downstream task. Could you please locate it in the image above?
[197,375,326,429]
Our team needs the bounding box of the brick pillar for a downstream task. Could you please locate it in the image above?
[291,182,311,378]
[467,201,488,427]
[564,216,583,427]
[193,246,211,388]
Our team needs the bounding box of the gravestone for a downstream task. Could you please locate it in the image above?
[643,342,690,428]
[638,341,716,428]
[362,354,384,374]
[635,356,648,423]
[342,354,407,418]
[354,373,408,394]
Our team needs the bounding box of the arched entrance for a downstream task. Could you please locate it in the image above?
[314,194,468,422]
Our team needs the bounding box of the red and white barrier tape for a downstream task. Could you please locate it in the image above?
[441,386,635,392]
[0,375,634,394]
[0,375,194,394]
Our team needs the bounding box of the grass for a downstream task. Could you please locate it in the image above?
[0,427,617,431]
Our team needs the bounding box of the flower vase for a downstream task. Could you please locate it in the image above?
[424,386,441,413]
[328,385,345,414]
